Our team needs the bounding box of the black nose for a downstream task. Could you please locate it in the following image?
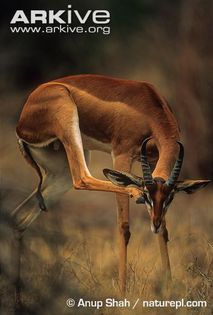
[153,219,161,230]
[151,218,162,233]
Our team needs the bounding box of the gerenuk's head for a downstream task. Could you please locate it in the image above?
[104,138,210,233]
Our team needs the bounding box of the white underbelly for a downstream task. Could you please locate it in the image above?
[17,132,112,153]
[81,133,112,153]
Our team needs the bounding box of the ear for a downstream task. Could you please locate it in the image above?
[103,169,142,187]
[175,180,211,194]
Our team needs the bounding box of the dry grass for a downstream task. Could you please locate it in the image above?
[1,108,212,315]
[16,187,213,315]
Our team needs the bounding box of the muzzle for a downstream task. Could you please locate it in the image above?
[151,217,161,233]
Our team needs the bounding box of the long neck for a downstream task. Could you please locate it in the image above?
[152,138,179,180]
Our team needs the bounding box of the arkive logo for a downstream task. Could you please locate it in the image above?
[10,5,110,25]
[10,4,111,35]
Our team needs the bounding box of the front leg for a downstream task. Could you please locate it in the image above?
[113,154,133,296]
[55,104,139,295]
[158,220,172,288]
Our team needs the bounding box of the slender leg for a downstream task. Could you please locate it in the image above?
[113,153,133,296]
[12,171,71,231]
[12,142,72,231]
[158,220,172,288]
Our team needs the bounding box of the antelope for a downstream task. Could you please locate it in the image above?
[14,74,210,294]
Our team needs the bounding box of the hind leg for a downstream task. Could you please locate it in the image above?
[10,141,91,312]
[12,140,83,231]
[17,83,140,199]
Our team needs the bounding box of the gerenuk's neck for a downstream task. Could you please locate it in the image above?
[152,138,180,181]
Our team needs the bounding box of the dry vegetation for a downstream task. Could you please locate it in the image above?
[1,1,212,309]
[1,140,213,315]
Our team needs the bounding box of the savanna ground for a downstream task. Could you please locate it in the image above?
[0,2,212,312]
[1,107,212,314]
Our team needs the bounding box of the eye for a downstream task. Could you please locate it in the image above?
[149,198,154,207]
[163,194,174,209]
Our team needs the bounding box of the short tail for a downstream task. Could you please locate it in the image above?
[17,139,47,211]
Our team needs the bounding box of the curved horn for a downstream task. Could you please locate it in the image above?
[141,137,154,185]
[166,141,184,187]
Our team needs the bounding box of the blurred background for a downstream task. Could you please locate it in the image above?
[0,0,212,314]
